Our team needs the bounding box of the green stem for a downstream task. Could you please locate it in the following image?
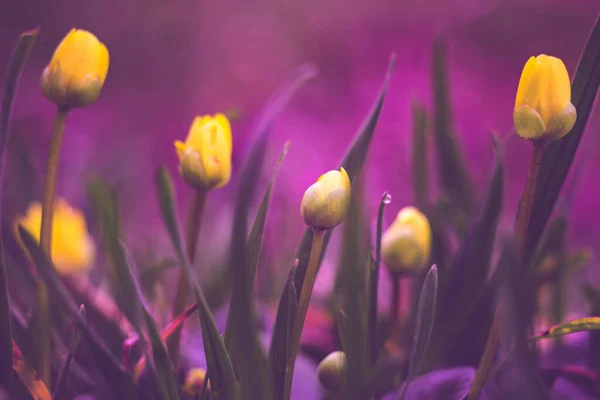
[167,189,206,369]
[390,274,401,344]
[36,107,68,386]
[283,229,325,400]
[467,141,546,400]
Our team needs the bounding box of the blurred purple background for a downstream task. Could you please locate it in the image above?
[1,0,600,314]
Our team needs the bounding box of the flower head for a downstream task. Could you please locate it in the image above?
[382,207,431,274]
[301,167,351,230]
[174,114,232,190]
[17,199,95,275]
[513,55,576,143]
[183,368,211,395]
[317,351,347,393]
[41,29,109,109]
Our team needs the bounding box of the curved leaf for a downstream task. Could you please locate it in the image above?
[535,317,600,340]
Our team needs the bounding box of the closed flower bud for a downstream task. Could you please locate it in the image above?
[513,55,576,143]
[183,368,211,395]
[17,199,95,275]
[382,207,431,274]
[174,114,232,191]
[317,351,347,393]
[41,29,109,109]
[301,167,351,230]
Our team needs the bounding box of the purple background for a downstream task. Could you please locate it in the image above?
[1,0,600,314]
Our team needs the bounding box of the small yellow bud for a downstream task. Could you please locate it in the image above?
[382,207,431,274]
[317,351,347,393]
[41,29,109,109]
[513,55,576,143]
[183,368,211,395]
[17,199,95,275]
[174,114,232,191]
[300,167,351,230]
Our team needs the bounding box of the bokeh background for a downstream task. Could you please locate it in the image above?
[1,0,600,317]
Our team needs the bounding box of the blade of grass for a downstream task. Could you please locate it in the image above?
[17,225,137,399]
[155,167,238,400]
[53,305,85,400]
[411,100,429,210]
[400,265,438,400]
[268,267,298,400]
[0,28,38,384]
[291,55,396,298]
[526,15,600,258]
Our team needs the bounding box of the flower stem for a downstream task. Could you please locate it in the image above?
[467,141,546,400]
[390,273,401,343]
[167,189,206,368]
[35,107,67,386]
[283,229,326,400]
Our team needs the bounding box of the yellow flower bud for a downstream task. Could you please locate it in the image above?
[513,55,576,143]
[183,368,211,395]
[300,167,351,230]
[174,114,232,191]
[17,199,95,276]
[41,29,110,109]
[382,207,431,274]
[317,351,347,393]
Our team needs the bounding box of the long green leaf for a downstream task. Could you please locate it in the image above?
[589,294,600,371]
[534,317,600,340]
[431,36,475,220]
[411,100,429,210]
[17,226,137,398]
[268,268,297,400]
[155,167,238,400]
[425,139,503,369]
[526,15,600,257]
[0,28,38,383]
[86,178,141,332]
[400,265,438,400]
[292,54,396,299]
[53,305,85,400]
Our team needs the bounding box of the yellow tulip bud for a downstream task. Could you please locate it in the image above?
[382,207,431,274]
[17,199,95,276]
[513,55,576,143]
[317,351,347,393]
[183,368,211,395]
[300,167,351,230]
[174,114,232,191]
[41,29,110,110]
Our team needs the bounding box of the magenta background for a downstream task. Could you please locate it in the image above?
[1,1,600,312]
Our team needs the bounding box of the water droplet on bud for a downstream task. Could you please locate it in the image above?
[382,193,392,204]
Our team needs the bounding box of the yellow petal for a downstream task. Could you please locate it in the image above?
[174,141,187,160]
[213,113,232,153]
[546,56,571,116]
[514,56,540,110]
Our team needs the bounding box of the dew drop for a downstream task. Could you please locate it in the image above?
[382,193,392,204]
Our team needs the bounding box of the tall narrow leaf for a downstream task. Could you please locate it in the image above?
[400,265,438,400]
[17,226,137,399]
[268,268,298,400]
[155,168,238,400]
[53,305,86,400]
[527,15,600,257]
[0,29,38,383]
[431,36,475,220]
[411,100,429,210]
[292,54,396,298]
[86,178,141,331]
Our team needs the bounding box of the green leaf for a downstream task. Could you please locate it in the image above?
[53,305,86,400]
[292,54,396,299]
[86,178,142,332]
[534,317,600,340]
[368,192,391,364]
[589,294,600,371]
[426,139,503,368]
[527,16,600,257]
[531,216,567,279]
[0,28,38,383]
[400,265,438,400]
[431,36,475,221]
[339,184,370,399]
[411,100,429,210]
[17,226,137,399]
[336,309,350,357]
[155,167,238,400]
[268,268,297,400]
